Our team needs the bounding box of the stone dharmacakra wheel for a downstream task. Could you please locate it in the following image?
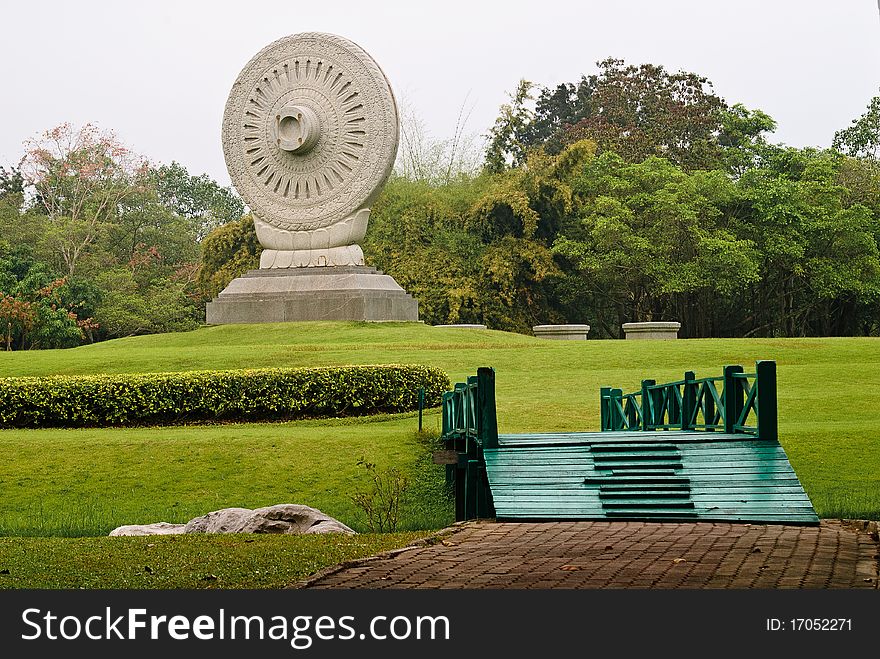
[222,32,399,263]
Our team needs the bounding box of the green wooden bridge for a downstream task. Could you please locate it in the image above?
[439,362,818,525]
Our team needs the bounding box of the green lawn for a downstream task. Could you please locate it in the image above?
[0,532,429,589]
[0,322,878,587]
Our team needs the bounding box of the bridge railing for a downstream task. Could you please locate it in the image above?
[440,367,498,521]
[600,360,777,441]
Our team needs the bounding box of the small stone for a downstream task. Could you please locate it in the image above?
[752,547,762,553]
[109,522,186,537]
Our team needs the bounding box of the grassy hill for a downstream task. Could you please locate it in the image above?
[1,322,878,539]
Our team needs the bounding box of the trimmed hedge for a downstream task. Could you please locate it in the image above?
[0,364,451,428]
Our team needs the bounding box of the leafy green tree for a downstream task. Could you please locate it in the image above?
[734,147,880,336]
[0,166,24,198]
[154,162,244,239]
[833,92,880,161]
[718,103,778,175]
[553,152,759,336]
[93,267,199,337]
[198,215,261,299]
[364,176,488,324]
[367,141,596,331]
[485,80,535,173]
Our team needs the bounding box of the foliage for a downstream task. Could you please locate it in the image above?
[553,152,761,336]
[197,214,261,299]
[2,124,230,347]
[490,59,774,174]
[833,91,880,161]
[485,79,535,173]
[19,123,149,277]
[0,263,96,350]
[154,161,244,239]
[0,166,24,198]
[350,456,409,532]
[0,364,451,428]
[732,146,880,337]
[364,58,880,338]
[366,142,596,332]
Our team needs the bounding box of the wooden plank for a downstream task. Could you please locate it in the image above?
[492,492,812,501]
[486,464,796,474]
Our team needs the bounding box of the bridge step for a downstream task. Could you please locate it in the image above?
[602,500,696,509]
[485,434,819,524]
[599,490,691,499]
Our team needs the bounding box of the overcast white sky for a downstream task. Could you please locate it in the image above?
[1,0,878,185]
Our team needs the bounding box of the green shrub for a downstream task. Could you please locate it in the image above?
[0,364,450,428]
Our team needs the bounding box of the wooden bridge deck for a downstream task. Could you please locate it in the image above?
[485,431,819,525]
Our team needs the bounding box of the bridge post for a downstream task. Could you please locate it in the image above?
[756,360,778,442]
[600,387,611,431]
[465,459,478,520]
[641,379,655,431]
[477,367,499,449]
[682,370,696,430]
[724,365,744,433]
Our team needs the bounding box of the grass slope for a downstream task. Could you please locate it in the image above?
[1,322,879,534]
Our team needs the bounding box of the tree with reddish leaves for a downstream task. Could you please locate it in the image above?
[19,123,149,278]
[489,58,775,173]
[562,58,726,169]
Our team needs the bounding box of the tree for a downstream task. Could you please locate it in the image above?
[484,80,535,173]
[718,103,778,175]
[198,215,261,299]
[553,152,760,336]
[153,162,244,239]
[734,147,880,336]
[562,59,727,169]
[833,92,880,162]
[19,123,148,277]
[488,60,775,173]
[0,166,24,198]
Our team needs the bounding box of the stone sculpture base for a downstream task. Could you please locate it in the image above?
[621,321,681,340]
[533,324,591,340]
[205,266,418,324]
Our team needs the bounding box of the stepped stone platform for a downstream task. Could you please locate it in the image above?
[206,266,419,324]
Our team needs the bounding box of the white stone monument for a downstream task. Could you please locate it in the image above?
[206,32,418,323]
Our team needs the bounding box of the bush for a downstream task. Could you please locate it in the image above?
[0,364,450,428]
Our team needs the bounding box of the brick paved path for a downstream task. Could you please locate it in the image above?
[297,520,879,589]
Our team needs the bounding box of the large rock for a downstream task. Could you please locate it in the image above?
[109,504,354,537]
